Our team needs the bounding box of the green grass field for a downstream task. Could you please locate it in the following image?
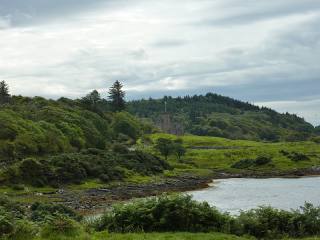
[144,133,320,177]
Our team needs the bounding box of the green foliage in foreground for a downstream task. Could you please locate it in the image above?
[2,195,320,240]
[94,194,320,239]
[95,194,230,233]
[37,232,252,240]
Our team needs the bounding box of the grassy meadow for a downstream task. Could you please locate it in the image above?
[143,133,320,177]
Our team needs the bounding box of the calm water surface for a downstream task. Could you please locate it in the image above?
[189,177,320,214]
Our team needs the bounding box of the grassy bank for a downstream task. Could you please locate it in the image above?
[2,192,320,240]
[144,133,320,177]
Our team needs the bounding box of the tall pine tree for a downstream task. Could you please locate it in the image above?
[0,80,10,104]
[108,80,126,111]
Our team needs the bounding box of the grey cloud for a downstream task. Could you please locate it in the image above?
[0,15,11,29]
[2,0,320,124]
[196,0,320,26]
[0,0,130,27]
[128,48,148,60]
[151,39,187,48]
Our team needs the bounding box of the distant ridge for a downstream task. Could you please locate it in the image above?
[127,92,315,141]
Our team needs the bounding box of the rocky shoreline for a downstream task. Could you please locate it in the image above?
[52,175,211,214]
[46,167,320,215]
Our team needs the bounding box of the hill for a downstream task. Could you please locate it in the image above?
[0,95,169,187]
[127,93,316,141]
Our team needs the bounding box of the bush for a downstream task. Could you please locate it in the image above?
[10,220,38,240]
[18,158,49,187]
[279,150,290,156]
[231,159,255,169]
[232,156,272,169]
[289,152,310,162]
[310,136,320,143]
[0,196,25,218]
[11,184,25,191]
[112,143,129,154]
[41,214,81,238]
[280,150,309,162]
[31,202,81,223]
[235,206,293,239]
[93,197,320,239]
[3,147,169,187]
[112,112,142,141]
[255,156,272,166]
[235,203,320,239]
[95,194,232,233]
[0,213,14,238]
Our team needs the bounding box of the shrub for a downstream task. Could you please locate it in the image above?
[0,213,14,238]
[95,194,232,233]
[31,202,81,223]
[292,203,320,237]
[120,151,171,175]
[10,220,39,240]
[310,136,320,143]
[18,158,49,187]
[4,146,169,186]
[288,152,310,162]
[255,156,272,166]
[279,150,290,156]
[41,214,81,238]
[0,196,25,218]
[231,159,255,169]
[233,203,320,239]
[232,156,272,169]
[11,184,25,191]
[235,206,293,239]
[112,112,142,141]
[112,143,129,154]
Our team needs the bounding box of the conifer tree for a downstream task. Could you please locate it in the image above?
[0,80,10,104]
[108,80,126,111]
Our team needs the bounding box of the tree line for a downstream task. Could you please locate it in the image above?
[0,80,126,112]
[126,93,317,141]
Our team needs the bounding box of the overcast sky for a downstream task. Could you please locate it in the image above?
[0,0,319,125]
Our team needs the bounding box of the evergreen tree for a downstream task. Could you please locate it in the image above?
[108,80,126,111]
[0,80,10,104]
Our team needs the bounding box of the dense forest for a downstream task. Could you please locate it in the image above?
[127,93,317,141]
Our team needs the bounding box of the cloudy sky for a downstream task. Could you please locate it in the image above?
[0,0,319,125]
